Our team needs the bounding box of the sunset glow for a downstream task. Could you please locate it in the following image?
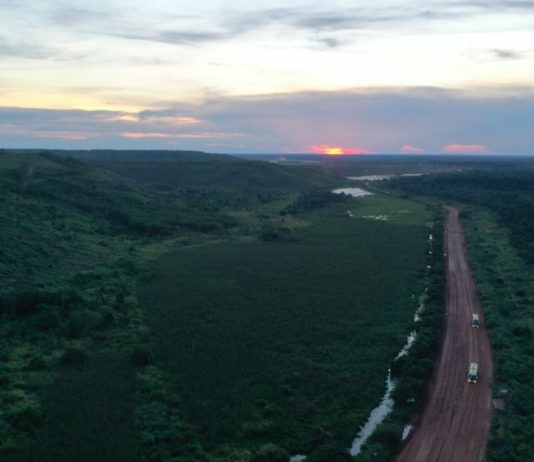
[442,144,489,154]
[310,145,371,155]
[0,1,533,153]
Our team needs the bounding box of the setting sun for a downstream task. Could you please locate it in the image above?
[310,145,370,155]
[325,147,344,155]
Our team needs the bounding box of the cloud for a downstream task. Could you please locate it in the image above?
[401,144,426,153]
[1,86,533,153]
[50,5,105,26]
[442,143,489,153]
[458,0,534,11]
[104,3,483,48]
[0,123,89,140]
[315,37,343,48]
[138,113,202,125]
[113,30,231,46]
[491,49,523,60]
[121,131,245,140]
[0,36,56,59]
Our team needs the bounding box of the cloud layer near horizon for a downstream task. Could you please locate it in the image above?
[1,87,533,154]
[1,1,533,152]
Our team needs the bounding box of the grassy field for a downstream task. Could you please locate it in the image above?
[141,195,433,459]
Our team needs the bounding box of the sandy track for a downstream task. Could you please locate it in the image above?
[396,206,493,462]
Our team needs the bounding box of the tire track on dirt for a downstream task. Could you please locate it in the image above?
[396,206,493,462]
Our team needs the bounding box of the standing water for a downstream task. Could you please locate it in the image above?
[332,187,373,197]
[289,456,306,462]
[349,369,396,456]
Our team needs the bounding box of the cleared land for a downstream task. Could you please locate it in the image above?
[396,206,493,462]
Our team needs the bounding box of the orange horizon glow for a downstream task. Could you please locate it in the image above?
[309,144,371,155]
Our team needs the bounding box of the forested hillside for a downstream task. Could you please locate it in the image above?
[0,150,437,461]
[0,150,340,460]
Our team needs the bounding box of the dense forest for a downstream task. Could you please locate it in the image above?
[0,150,439,461]
[0,150,340,461]
[4,149,532,461]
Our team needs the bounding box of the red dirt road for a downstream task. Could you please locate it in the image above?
[396,206,493,462]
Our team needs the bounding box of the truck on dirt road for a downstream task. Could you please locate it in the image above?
[472,314,480,328]
[468,363,478,383]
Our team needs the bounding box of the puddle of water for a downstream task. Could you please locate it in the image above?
[348,173,424,182]
[348,175,393,181]
[402,425,414,440]
[395,331,417,360]
[332,187,373,197]
[289,455,307,462]
[349,369,396,456]
[361,215,389,221]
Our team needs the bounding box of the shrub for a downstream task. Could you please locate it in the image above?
[131,343,154,367]
[307,440,352,462]
[60,344,88,365]
[67,310,103,337]
[253,443,289,462]
[35,303,61,331]
[27,356,47,370]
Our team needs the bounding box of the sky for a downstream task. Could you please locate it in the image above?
[1,0,534,154]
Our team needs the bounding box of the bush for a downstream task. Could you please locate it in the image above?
[253,443,289,462]
[60,344,88,365]
[135,401,208,461]
[307,440,352,462]
[35,303,61,331]
[3,289,61,317]
[67,310,103,337]
[131,343,154,366]
[7,402,43,433]
[28,356,47,370]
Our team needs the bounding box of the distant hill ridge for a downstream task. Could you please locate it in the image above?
[1,148,228,162]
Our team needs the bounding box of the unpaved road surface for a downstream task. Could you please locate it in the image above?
[396,206,493,462]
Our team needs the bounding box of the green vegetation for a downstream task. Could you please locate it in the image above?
[463,209,534,461]
[385,169,534,263]
[0,149,336,460]
[385,168,534,461]
[141,195,433,459]
[0,149,437,461]
[356,207,444,461]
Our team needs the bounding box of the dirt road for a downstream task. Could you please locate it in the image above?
[396,206,493,462]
